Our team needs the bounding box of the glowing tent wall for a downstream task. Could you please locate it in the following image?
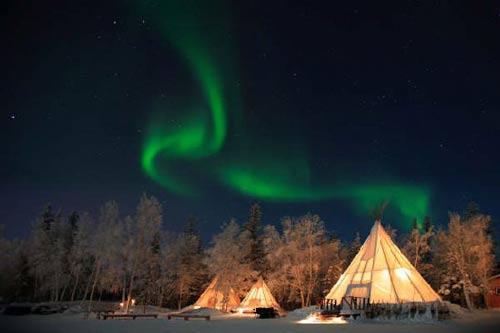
[239,276,280,310]
[326,220,441,304]
[193,275,240,311]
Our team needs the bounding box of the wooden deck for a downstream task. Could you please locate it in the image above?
[100,313,158,320]
[167,314,210,321]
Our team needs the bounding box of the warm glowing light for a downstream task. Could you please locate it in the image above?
[119,302,124,307]
[381,269,390,280]
[131,299,136,305]
[297,314,348,325]
[395,267,411,280]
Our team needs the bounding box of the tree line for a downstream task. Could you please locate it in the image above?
[0,196,497,310]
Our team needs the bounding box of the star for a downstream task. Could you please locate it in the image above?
[9,114,16,120]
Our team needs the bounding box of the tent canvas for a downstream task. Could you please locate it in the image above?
[193,275,240,311]
[239,276,280,310]
[326,220,441,304]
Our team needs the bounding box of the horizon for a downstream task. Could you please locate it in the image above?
[3,195,496,251]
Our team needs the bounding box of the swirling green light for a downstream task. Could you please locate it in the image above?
[141,116,208,195]
[136,0,432,227]
[179,44,226,153]
[137,1,228,195]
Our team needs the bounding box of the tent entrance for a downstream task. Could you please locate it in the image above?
[345,283,371,299]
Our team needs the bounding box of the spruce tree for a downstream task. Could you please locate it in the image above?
[244,203,267,274]
[464,201,481,220]
[67,211,79,246]
[347,232,361,264]
[423,216,432,233]
[42,205,55,232]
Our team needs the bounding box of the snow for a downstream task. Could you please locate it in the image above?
[1,307,500,333]
[286,305,317,318]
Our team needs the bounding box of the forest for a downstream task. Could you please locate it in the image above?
[0,195,496,311]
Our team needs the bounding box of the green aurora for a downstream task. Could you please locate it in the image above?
[138,0,230,195]
[137,0,431,226]
[219,163,429,222]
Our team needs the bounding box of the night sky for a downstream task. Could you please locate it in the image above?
[3,1,500,242]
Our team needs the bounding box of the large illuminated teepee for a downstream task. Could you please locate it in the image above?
[326,220,441,304]
[193,275,240,311]
[239,276,280,310]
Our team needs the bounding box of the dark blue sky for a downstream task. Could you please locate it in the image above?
[2,0,500,242]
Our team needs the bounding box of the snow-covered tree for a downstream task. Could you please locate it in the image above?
[318,234,344,298]
[402,218,434,279]
[124,194,162,312]
[205,219,254,297]
[262,224,289,305]
[0,226,18,300]
[84,201,121,309]
[280,214,326,307]
[67,212,93,301]
[158,231,183,308]
[97,203,126,302]
[175,217,207,309]
[466,214,496,306]
[431,212,495,309]
[28,205,69,301]
[263,216,344,309]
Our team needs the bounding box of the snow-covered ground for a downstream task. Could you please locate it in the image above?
[1,307,499,333]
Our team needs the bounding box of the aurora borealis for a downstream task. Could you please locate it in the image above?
[4,0,500,238]
[138,0,431,225]
[139,0,230,195]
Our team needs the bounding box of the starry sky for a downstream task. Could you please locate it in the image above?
[3,0,500,241]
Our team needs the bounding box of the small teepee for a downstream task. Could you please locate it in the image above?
[326,220,441,304]
[193,275,240,311]
[239,277,280,310]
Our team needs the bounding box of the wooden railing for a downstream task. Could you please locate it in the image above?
[341,296,370,310]
[319,298,340,311]
[319,296,370,311]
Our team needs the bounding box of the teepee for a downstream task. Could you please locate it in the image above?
[194,275,240,311]
[326,220,441,304]
[239,277,280,310]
